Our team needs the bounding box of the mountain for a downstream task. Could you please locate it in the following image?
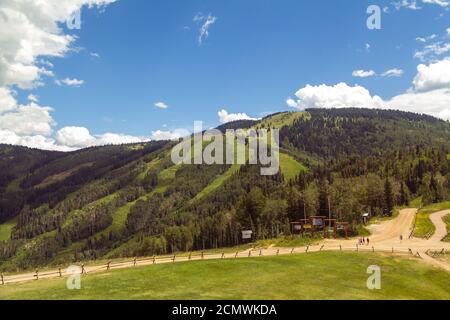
[1,108,450,271]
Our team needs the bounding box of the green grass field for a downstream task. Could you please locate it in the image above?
[444,214,450,242]
[279,153,307,181]
[0,218,16,242]
[414,201,450,238]
[191,164,241,202]
[1,252,449,300]
[254,112,310,130]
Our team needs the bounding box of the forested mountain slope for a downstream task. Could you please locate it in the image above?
[1,108,450,271]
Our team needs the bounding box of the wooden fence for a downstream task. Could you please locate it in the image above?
[0,245,425,286]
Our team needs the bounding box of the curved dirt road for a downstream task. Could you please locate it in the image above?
[325,208,450,271]
[429,210,450,242]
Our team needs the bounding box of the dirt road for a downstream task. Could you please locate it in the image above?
[429,210,450,242]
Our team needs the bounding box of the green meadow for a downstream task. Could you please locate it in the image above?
[1,252,449,300]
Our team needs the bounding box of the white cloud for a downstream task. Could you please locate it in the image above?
[412,57,450,92]
[194,13,218,45]
[154,101,169,109]
[352,70,376,78]
[90,52,100,59]
[56,127,151,148]
[416,34,438,42]
[27,94,39,103]
[447,28,450,35]
[388,89,450,119]
[55,78,84,87]
[0,129,73,151]
[390,0,449,12]
[393,0,422,10]
[150,129,190,141]
[56,126,95,148]
[415,42,450,61]
[365,43,371,52]
[287,58,450,120]
[286,83,385,110]
[218,109,259,124]
[0,103,55,136]
[0,1,153,151]
[381,68,404,77]
[286,98,298,108]
[422,0,449,7]
[0,87,17,113]
[0,0,115,90]
[94,133,149,146]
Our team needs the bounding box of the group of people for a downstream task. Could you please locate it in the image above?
[358,237,370,245]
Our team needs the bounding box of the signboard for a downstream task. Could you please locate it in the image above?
[293,225,302,231]
[312,218,323,227]
[242,230,253,240]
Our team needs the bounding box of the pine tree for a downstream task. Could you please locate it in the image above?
[384,178,394,216]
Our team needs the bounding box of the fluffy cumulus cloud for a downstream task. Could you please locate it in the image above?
[55,127,153,149]
[388,58,450,118]
[0,88,17,113]
[0,1,159,151]
[217,109,259,124]
[286,83,385,110]
[412,57,450,92]
[287,57,450,120]
[55,126,95,147]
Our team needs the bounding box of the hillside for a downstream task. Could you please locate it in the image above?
[1,108,450,271]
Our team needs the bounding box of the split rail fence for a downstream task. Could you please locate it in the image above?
[1,245,445,286]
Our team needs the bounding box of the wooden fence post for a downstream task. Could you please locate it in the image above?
[188,253,192,261]
[248,251,251,257]
[392,247,394,254]
[34,269,39,280]
[172,255,176,262]
[133,257,137,266]
[1,273,4,285]
[339,245,342,251]
[58,268,62,277]
[291,248,295,254]
[306,246,309,253]
[276,249,280,256]
[81,264,85,275]
[372,246,375,253]
[107,262,111,271]
[153,256,156,264]
[320,245,324,251]
[235,251,238,258]
[356,244,359,252]
[259,250,262,256]
[201,252,204,260]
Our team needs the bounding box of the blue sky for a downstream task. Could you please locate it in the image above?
[1,0,450,150]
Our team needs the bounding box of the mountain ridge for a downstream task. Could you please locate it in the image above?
[1,108,450,271]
